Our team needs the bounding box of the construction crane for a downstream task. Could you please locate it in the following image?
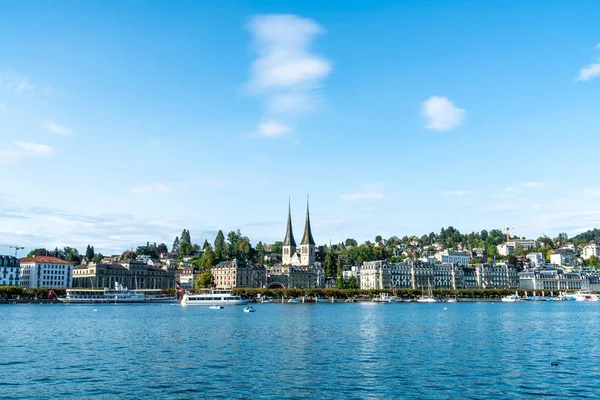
[0,244,25,257]
[500,225,532,242]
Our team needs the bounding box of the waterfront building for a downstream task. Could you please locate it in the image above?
[19,256,73,288]
[72,259,175,289]
[518,269,586,291]
[0,255,20,287]
[267,264,324,289]
[582,243,600,260]
[435,250,470,266]
[213,260,266,289]
[476,263,518,289]
[359,261,413,290]
[175,266,197,290]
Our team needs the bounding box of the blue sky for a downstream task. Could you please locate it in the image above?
[1,0,600,255]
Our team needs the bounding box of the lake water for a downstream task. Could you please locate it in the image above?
[2,301,600,399]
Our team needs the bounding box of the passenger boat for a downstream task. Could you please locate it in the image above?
[372,293,398,303]
[58,282,177,304]
[181,289,247,306]
[571,291,599,302]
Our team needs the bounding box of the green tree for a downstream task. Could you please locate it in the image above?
[270,241,283,255]
[345,238,357,247]
[85,244,95,260]
[324,251,335,277]
[347,276,359,289]
[172,236,180,254]
[194,271,214,288]
[92,253,103,263]
[200,245,215,269]
[335,274,346,289]
[256,241,266,264]
[156,243,168,254]
[214,230,226,262]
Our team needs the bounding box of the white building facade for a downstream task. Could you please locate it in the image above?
[0,255,20,287]
[435,250,471,265]
[19,256,73,288]
[582,243,600,260]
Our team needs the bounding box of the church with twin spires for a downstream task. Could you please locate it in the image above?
[282,200,315,266]
[266,199,323,289]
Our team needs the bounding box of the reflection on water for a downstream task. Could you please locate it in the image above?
[2,302,600,399]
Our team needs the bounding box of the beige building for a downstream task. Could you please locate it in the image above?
[213,260,266,289]
[72,259,175,289]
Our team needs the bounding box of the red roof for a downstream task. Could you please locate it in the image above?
[19,256,72,264]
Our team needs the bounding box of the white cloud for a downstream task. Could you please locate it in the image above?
[421,96,465,131]
[131,184,171,195]
[575,43,600,82]
[43,120,72,135]
[340,183,388,201]
[246,14,331,137]
[256,120,292,138]
[0,74,39,95]
[522,182,543,188]
[0,141,54,164]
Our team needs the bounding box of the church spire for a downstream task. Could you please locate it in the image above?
[283,198,296,247]
[301,196,315,245]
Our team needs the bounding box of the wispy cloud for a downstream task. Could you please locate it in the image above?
[131,183,171,195]
[246,14,331,138]
[421,96,465,131]
[0,141,54,164]
[255,120,292,138]
[340,183,388,201]
[575,43,600,82]
[43,120,72,136]
[0,73,41,96]
[521,181,543,188]
[582,187,600,198]
[442,190,470,197]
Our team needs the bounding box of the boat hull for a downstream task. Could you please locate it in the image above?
[58,297,177,304]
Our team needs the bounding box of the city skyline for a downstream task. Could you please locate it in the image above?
[1,1,600,254]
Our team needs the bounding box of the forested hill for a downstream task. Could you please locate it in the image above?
[572,229,600,244]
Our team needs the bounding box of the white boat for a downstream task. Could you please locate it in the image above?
[446,298,458,303]
[501,292,520,302]
[571,291,599,302]
[209,305,224,309]
[180,289,248,306]
[416,279,440,303]
[372,293,398,303]
[58,282,177,304]
[244,305,255,313]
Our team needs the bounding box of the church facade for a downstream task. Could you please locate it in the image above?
[267,200,324,289]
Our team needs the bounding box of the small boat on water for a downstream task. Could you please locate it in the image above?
[446,297,458,303]
[209,305,224,309]
[373,293,398,303]
[244,306,255,312]
[501,292,520,302]
[288,298,301,303]
[181,289,248,307]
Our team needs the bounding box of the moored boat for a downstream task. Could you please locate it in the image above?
[181,289,248,306]
[58,282,177,304]
[372,293,398,303]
